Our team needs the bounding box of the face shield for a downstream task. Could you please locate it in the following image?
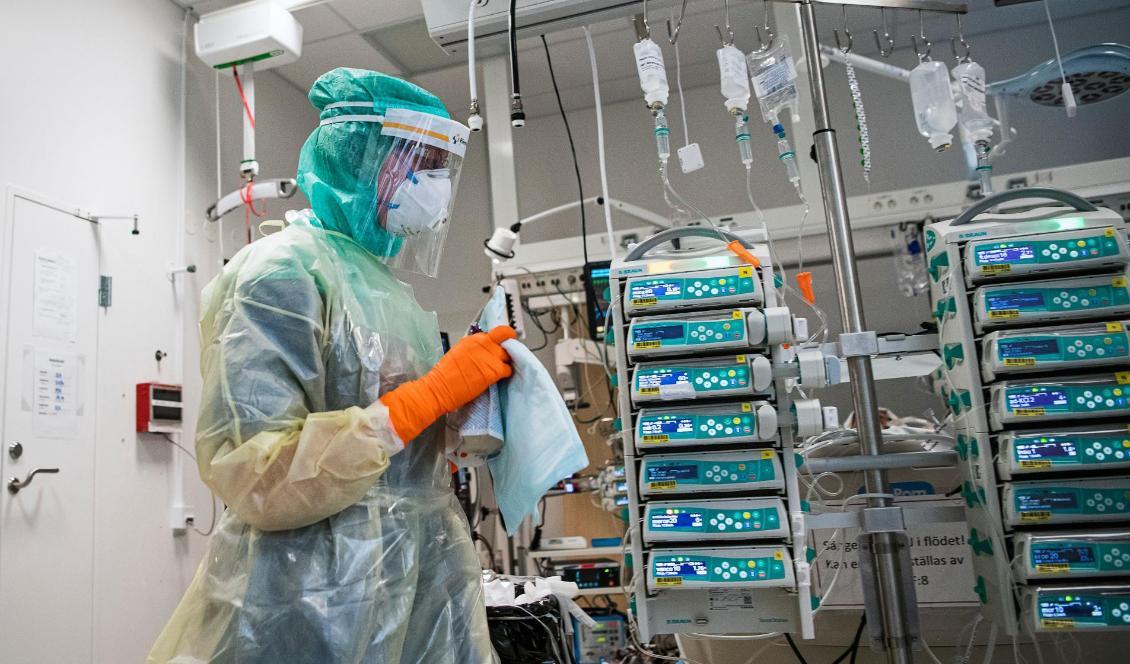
[324,107,470,277]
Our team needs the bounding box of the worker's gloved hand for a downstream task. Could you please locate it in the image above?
[381,325,517,443]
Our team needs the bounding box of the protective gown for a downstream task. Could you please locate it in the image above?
[149,70,494,663]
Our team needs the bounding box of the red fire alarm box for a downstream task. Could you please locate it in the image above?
[136,383,183,433]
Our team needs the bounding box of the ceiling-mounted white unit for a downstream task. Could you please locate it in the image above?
[422,0,685,55]
[195,1,303,72]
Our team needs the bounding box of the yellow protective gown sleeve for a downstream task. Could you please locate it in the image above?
[195,227,407,531]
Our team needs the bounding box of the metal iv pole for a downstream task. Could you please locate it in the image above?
[784,1,968,661]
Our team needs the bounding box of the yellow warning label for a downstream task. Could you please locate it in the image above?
[1035,563,1070,574]
[1105,228,1117,237]
[655,577,683,586]
[774,551,783,561]
[980,264,1012,274]
[739,266,753,278]
[989,309,1021,319]
[1020,460,1054,470]
[641,435,669,443]
[1004,358,1037,367]
[1020,511,1052,523]
[1118,372,1130,385]
[1115,277,1128,288]
[648,480,677,491]
[1014,408,1047,417]
[638,387,660,396]
[732,310,744,319]
[741,403,752,412]
[634,340,662,349]
[1108,322,1125,332]
[761,450,775,460]
[1041,619,1075,630]
[735,355,746,363]
[632,297,658,307]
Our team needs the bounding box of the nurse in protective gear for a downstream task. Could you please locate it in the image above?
[149,68,509,663]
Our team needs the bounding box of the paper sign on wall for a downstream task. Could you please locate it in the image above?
[33,250,77,342]
[33,350,79,439]
[809,498,979,608]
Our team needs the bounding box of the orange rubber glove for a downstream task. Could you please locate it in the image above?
[380,325,517,443]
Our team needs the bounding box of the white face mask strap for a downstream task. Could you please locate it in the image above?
[319,113,386,127]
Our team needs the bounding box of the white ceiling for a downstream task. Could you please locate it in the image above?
[186,0,1122,120]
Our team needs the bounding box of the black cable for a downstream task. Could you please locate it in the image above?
[507,0,524,127]
[831,614,867,664]
[784,633,810,664]
[541,34,589,266]
[848,617,866,664]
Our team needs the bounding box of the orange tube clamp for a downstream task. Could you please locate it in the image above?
[796,271,816,305]
[726,240,761,268]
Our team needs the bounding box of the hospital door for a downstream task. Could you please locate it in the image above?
[0,196,100,662]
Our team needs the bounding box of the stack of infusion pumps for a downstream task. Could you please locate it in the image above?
[610,240,815,639]
[926,197,1130,635]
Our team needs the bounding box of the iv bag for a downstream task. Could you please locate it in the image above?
[952,60,994,143]
[635,38,669,107]
[748,37,799,124]
[909,60,958,151]
[889,223,929,297]
[717,44,751,112]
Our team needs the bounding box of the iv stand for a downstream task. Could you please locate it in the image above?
[785,1,968,662]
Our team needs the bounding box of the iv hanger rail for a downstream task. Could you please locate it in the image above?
[775,0,967,13]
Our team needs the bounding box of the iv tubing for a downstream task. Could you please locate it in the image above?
[467,0,477,106]
[673,39,691,147]
[584,26,617,258]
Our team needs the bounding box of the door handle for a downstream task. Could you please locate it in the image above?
[7,468,60,494]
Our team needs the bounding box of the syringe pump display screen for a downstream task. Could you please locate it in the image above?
[1001,339,1061,357]
[641,417,695,436]
[1041,598,1103,619]
[638,370,690,390]
[631,281,682,301]
[988,292,1047,311]
[634,324,685,342]
[646,464,699,482]
[1007,389,1069,410]
[1033,546,1096,566]
[651,511,705,529]
[1017,490,1078,512]
[1016,440,1078,460]
[654,559,709,578]
[977,245,1037,264]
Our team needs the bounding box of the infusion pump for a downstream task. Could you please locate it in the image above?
[926,190,1130,635]
[610,227,825,641]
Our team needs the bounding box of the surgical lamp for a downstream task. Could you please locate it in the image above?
[483,196,672,263]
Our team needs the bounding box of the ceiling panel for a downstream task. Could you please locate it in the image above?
[293,4,354,42]
[275,32,401,92]
[331,0,425,32]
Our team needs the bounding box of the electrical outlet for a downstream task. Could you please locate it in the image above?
[170,505,195,535]
[514,268,584,297]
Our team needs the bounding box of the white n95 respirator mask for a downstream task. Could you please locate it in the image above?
[385,169,453,235]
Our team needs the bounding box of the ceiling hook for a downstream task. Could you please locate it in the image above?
[750,0,775,54]
[872,7,894,58]
[833,5,852,55]
[666,0,688,44]
[951,13,972,63]
[912,10,932,62]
